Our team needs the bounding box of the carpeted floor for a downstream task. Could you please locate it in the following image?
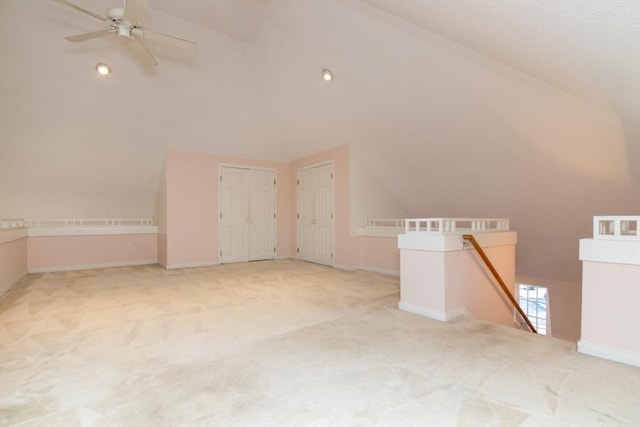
[0,260,638,426]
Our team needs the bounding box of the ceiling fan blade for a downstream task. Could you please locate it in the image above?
[64,29,114,42]
[137,29,197,50]
[123,0,148,26]
[128,36,158,67]
[54,0,112,24]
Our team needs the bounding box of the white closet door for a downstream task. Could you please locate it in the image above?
[220,166,276,264]
[296,163,334,266]
[297,166,315,262]
[220,167,250,263]
[313,164,334,266]
[249,169,276,261]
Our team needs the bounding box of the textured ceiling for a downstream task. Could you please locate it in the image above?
[0,0,638,283]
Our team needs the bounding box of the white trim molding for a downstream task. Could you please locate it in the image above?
[398,231,517,252]
[577,340,640,367]
[28,260,158,274]
[163,261,220,270]
[579,239,640,266]
[398,302,468,321]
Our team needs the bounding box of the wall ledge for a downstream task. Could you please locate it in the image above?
[579,239,640,266]
[398,231,517,252]
[28,226,158,237]
[577,339,640,367]
[357,228,402,238]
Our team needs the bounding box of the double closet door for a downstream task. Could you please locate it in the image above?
[297,163,334,266]
[219,166,276,263]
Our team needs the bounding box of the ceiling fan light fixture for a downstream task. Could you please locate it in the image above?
[96,63,111,76]
[322,68,333,82]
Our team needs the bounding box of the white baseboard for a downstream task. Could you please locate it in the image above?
[333,263,357,271]
[398,301,467,321]
[163,261,219,270]
[28,260,158,273]
[577,340,640,367]
[333,263,400,277]
[359,266,400,277]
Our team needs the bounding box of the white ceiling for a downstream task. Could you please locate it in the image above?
[0,0,638,283]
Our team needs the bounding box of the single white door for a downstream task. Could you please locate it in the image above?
[220,167,276,263]
[249,169,276,261]
[297,163,334,266]
[220,167,251,263]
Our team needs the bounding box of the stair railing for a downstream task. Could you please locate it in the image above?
[463,234,537,334]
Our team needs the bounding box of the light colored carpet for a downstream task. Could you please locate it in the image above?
[0,260,638,426]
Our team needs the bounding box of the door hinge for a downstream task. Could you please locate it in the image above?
[220,175,222,182]
[296,213,299,219]
[330,172,333,179]
[331,252,334,258]
[274,179,276,185]
[274,213,276,219]
[220,213,222,219]
[297,247,299,253]
[331,213,333,219]
[274,247,276,253]
[220,250,222,256]
[297,179,299,185]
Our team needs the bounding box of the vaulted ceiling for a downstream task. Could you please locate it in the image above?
[1,0,638,283]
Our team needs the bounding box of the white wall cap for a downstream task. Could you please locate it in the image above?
[398,231,517,251]
[358,227,403,238]
[28,226,159,237]
[579,239,640,266]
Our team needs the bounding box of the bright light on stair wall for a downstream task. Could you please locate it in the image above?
[96,63,111,76]
[322,69,333,81]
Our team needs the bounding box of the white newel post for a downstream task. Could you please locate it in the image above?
[397,218,518,327]
[578,216,640,367]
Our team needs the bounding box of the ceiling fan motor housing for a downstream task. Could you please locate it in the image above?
[106,7,133,38]
[106,7,125,22]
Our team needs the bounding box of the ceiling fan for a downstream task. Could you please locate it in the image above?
[54,0,197,67]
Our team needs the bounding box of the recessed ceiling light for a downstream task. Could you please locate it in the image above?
[96,63,111,76]
[322,68,333,82]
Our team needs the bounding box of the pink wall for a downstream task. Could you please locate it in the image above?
[164,145,400,272]
[164,149,291,268]
[0,236,27,297]
[400,243,517,328]
[165,150,218,267]
[164,145,399,272]
[580,261,640,361]
[289,144,359,267]
[155,162,168,267]
[400,250,446,313]
[359,236,400,275]
[157,233,168,267]
[444,245,516,327]
[27,234,157,272]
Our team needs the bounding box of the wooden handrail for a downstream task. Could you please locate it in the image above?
[463,234,537,334]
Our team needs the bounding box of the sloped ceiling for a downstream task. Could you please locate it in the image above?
[0,0,638,283]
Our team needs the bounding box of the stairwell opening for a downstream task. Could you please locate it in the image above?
[516,284,549,335]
